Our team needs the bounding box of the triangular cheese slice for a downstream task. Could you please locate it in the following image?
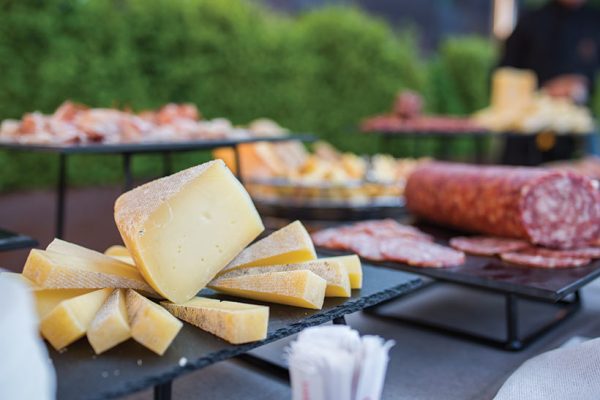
[209,270,326,309]
[318,255,362,289]
[221,221,316,274]
[87,289,131,354]
[40,288,113,350]
[215,260,350,297]
[114,160,264,303]
[125,290,182,355]
[162,297,268,344]
[22,248,157,295]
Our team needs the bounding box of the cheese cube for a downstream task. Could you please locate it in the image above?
[318,255,362,289]
[162,297,268,344]
[222,221,316,273]
[40,288,113,350]
[87,289,131,354]
[215,259,350,297]
[22,248,156,295]
[114,160,264,303]
[0,271,93,319]
[209,270,326,309]
[125,290,182,355]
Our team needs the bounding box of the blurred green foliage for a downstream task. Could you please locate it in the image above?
[2,0,564,190]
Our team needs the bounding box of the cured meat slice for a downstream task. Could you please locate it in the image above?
[345,234,385,261]
[380,238,465,268]
[405,162,600,249]
[500,252,591,269]
[519,246,600,260]
[449,236,530,256]
[311,228,341,248]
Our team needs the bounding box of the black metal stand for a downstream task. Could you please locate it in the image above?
[364,283,581,351]
[162,152,172,177]
[153,381,172,400]
[233,144,243,184]
[123,153,133,191]
[55,154,67,239]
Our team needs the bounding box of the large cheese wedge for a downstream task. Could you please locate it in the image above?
[0,271,93,319]
[209,270,326,309]
[125,290,182,355]
[215,260,350,297]
[114,160,264,303]
[221,221,316,274]
[40,288,113,350]
[162,297,268,344]
[87,289,131,354]
[318,255,362,289]
[22,248,156,295]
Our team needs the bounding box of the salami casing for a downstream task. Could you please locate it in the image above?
[405,162,600,249]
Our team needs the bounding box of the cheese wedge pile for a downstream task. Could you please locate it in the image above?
[10,160,363,356]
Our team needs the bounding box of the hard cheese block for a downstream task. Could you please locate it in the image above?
[114,160,264,303]
[22,247,156,295]
[40,288,113,350]
[209,270,327,309]
[0,271,93,319]
[318,255,363,289]
[215,260,350,297]
[87,289,131,354]
[221,220,316,273]
[125,290,182,355]
[162,297,268,344]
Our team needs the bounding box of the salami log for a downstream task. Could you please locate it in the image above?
[405,162,600,249]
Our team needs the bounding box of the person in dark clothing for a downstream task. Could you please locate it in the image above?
[498,0,600,165]
[500,0,600,104]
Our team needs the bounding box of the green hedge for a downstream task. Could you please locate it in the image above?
[0,1,504,189]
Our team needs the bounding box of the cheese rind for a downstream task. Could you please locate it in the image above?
[115,160,264,303]
[215,260,351,297]
[209,270,326,309]
[221,221,316,273]
[318,255,362,289]
[40,288,113,350]
[87,289,131,354]
[162,297,268,344]
[22,248,156,295]
[125,290,182,355]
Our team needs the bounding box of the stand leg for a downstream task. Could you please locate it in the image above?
[56,154,67,239]
[162,152,172,177]
[234,145,243,184]
[123,153,133,192]
[475,136,485,164]
[333,316,347,325]
[505,294,521,350]
[235,354,290,382]
[154,381,172,400]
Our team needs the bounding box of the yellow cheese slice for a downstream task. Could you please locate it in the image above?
[221,221,316,274]
[209,270,326,309]
[0,271,94,319]
[215,260,350,297]
[104,245,130,258]
[114,160,264,303]
[318,255,362,289]
[87,289,131,354]
[125,290,182,355]
[22,248,157,295]
[40,288,113,350]
[161,297,268,344]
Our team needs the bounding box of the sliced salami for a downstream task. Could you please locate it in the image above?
[519,246,600,260]
[380,237,465,268]
[449,236,530,256]
[346,233,385,261]
[500,252,591,269]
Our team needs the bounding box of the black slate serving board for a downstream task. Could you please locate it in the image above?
[50,265,421,400]
[318,222,600,301]
[0,228,37,252]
